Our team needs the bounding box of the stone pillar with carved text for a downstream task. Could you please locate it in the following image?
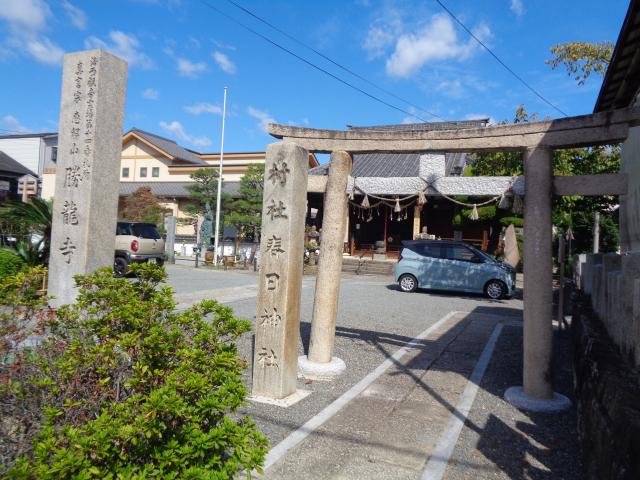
[251,142,308,401]
[49,49,127,307]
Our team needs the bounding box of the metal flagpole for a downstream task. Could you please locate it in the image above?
[213,86,228,265]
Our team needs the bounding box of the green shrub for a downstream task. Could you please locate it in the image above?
[0,250,25,281]
[2,263,267,479]
[499,216,524,228]
[452,205,497,228]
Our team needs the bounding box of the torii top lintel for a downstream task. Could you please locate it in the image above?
[268,107,640,154]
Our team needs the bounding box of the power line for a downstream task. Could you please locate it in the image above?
[433,0,569,117]
[222,0,444,121]
[198,0,432,123]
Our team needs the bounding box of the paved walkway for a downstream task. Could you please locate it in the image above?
[163,265,579,479]
[257,311,578,480]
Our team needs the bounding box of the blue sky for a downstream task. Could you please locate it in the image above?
[0,0,630,155]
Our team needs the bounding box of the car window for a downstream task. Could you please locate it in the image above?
[443,245,477,262]
[116,223,131,235]
[421,244,443,258]
[131,224,160,239]
[406,244,441,258]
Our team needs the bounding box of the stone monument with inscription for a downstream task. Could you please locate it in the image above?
[251,142,309,404]
[49,49,127,307]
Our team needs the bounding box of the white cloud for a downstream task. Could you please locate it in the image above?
[510,0,525,17]
[0,0,50,32]
[247,107,275,133]
[184,102,222,115]
[385,14,491,78]
[159,121,211,147]
[0,0,65,66]
[85,31,154,69]
[437,78,464,98]
[213,40,236,51]
[24,36,64,65]
[363,26,396,59]
[212,51,236,74]
[0,114,30,133]
[362,10,403,59]
[177,57,207,78]
[142,88,159,100]
[62,1,87,30]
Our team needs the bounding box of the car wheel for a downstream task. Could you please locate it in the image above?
[154,258,165,267]
[485,280,506,300]
[114,257,129,277]
[399,274,418,292]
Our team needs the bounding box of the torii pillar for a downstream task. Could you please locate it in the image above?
[299,151,352,379]
[505,146,571,411]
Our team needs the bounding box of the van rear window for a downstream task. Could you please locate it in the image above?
[131,224,160,239]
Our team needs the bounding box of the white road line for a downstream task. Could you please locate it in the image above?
[261,311,464,472]
[420,323,504,480]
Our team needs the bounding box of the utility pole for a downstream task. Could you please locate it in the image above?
[213,86,228,265]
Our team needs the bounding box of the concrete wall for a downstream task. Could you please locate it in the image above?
[572,294,640,480]
[575,252,640,367]
[0,137,43,175]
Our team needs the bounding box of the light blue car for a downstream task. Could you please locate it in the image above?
[394,240,516,299]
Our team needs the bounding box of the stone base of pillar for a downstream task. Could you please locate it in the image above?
[249,389,311,408]
[504,386,571,412]
[298,355,346,381]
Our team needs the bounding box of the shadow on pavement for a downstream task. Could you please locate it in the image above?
[289,305,580,479]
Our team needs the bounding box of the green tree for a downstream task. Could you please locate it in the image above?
[226,164,265,252]
[0,197,52,264]
[546,41,613,85]
[469,105,621,254]
[467,107,535,177]
[121,186,170,228]
[183,168,232,239]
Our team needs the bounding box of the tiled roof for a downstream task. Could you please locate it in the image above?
[594,0,640,111]
[0,151,36,177]
[309,153,469,178]
[128,128,208,166]
[119,181,240,198]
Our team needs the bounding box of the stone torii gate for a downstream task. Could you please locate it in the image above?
[251,108,634,411]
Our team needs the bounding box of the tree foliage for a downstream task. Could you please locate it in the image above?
[121,187,170,227]
[226,164,265,245]
[0,197,52,263]
[468,104,620,254]
[182,169,232,238]
[1,264,268,478]
[546,41,613,85]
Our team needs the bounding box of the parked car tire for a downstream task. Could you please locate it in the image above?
[114,256,129,277]
[154,258,165,267]
[398,273,418,292]
[484,279,506,299]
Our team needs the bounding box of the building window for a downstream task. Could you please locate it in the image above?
[51,147,58,163]
[140,167,147,178]
[152,167,160,177]
[122,167,129,178]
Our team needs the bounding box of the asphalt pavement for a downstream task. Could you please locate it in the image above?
[164,264,581,479]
